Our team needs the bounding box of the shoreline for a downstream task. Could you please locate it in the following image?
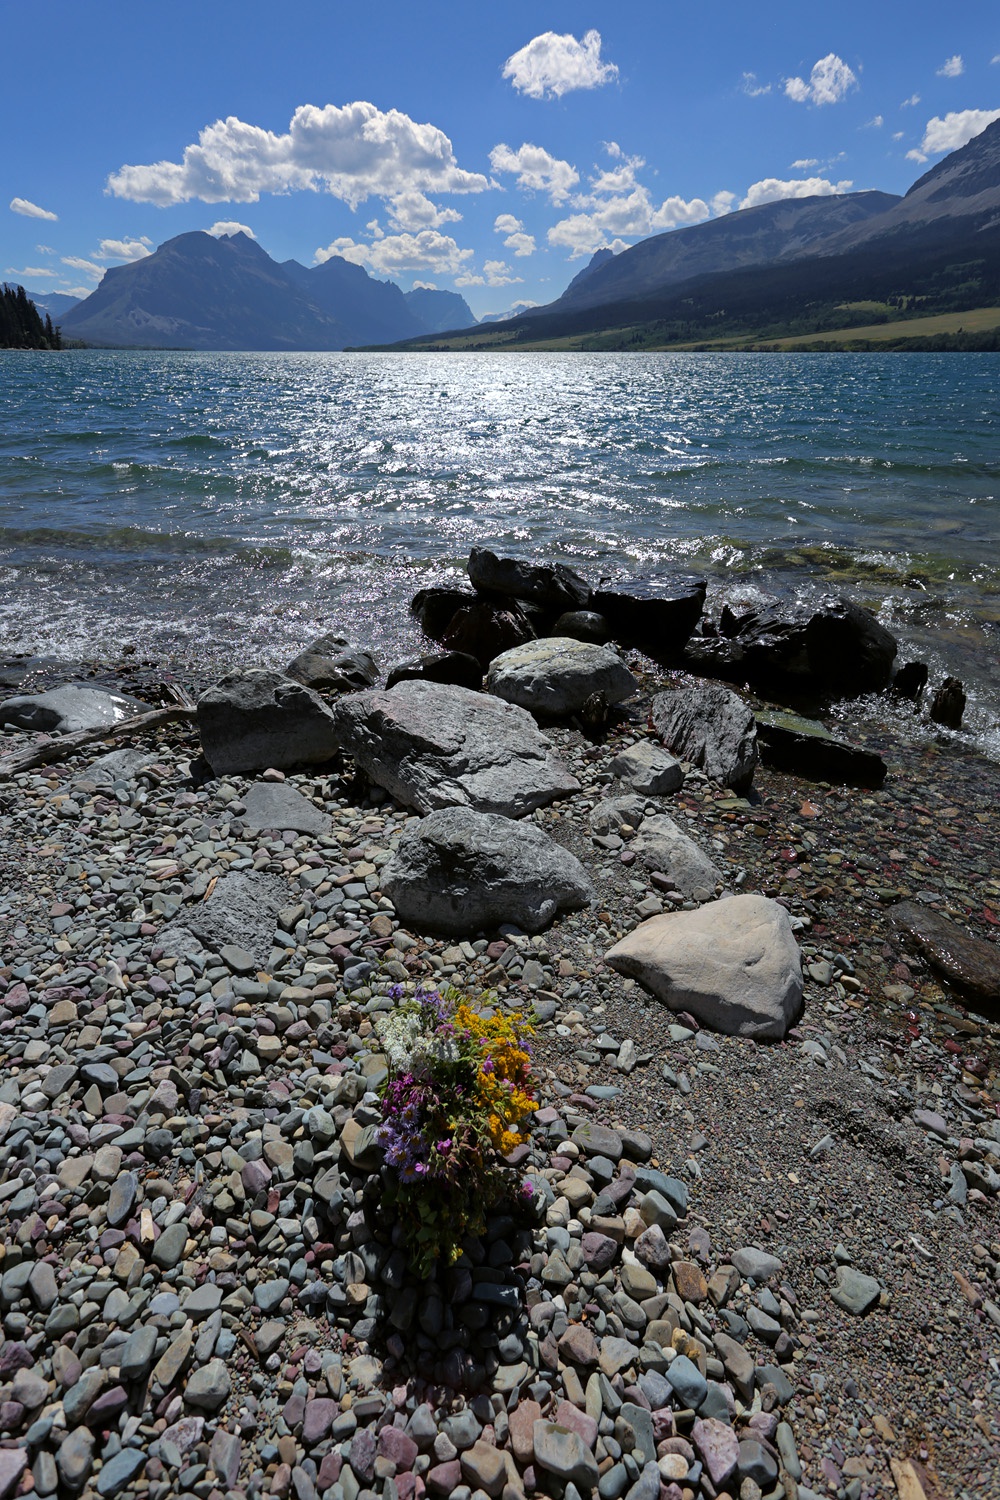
[0,606,998,1500]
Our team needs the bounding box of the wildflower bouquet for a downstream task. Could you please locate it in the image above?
[374,985,536,1277]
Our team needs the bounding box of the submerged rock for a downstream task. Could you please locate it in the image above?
[755,709,887,788]
[890,902,1000,1013]
[382,806,593,935]
[651,681,758,794]
[486,637,637,718]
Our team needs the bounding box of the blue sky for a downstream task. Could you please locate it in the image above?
[4,2,999,317]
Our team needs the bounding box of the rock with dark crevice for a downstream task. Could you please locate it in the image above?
[386,651,483,692]
[440,598,536,669]
[652,680,758,794]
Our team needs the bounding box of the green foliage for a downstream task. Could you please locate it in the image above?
[0,285,62,349]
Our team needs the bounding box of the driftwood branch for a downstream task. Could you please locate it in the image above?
[0,704,198,780]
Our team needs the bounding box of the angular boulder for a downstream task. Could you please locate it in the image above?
[386,651,483,692]
[0,684,148,735]
[591,574,707,659]
[468,548,592,612]
[486,637,637,718]
[630,813,721,898]
[440,598,534,669]
[609,740,684,796]
[197,669,339,775]
[332,680,580,817]
[652,681,758,794]
[285,634,378,694]
[382,806,593,935]
[755,709,886,788]
[158,871,288,967]
[605,894,803,1039]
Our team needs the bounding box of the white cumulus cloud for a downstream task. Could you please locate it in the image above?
[386,192,461,232]
[482,259,523,287]
[503,29,618,100]
[97,237,153,261]
[315,229,474,278]
[785,54,857,106]
[493,213,535,256]
[489,143,579,204]
[907,107,1000,162]
[10,197,58,221]
[207,220,256,238]
[107,102,489,210]
[937,55,964,78]
[740,176,852,209]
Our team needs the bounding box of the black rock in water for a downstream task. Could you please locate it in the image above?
[440,598,535,669]
[468,548,592,612]
[755,709,887,788]
[591,575,707,660]
[929,676,966,729]
[891,661,929,702]
[285,634,379,693]
[410,585,476,641]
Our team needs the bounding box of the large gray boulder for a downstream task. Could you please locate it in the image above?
[197,669,339,775]
[158,871,289,967]
[486,637,637,718]
[332,680,580,817]
[605,894,802,1039]
[630,813,721,899]
[382,807,593,935]
[0,684,148,735]
[651,681,758,794]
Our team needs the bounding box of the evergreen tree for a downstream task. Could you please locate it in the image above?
[0,284,62,349]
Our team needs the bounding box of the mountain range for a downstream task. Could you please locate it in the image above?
[58,232,475,349]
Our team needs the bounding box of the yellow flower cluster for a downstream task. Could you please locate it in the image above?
[454,1003,536,1153]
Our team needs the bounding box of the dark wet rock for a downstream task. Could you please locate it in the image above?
[651,681,758,794]
[285,634,379,694]
[440,598,535,669]
[486,637,637,718]
[889,902,1000,1013]
[553,609,611,645]
[755,709,887,788]
[239,781,333,835]
[891,660,928,702]
[606,894,802,1039]
[383,805,593,935]
[0,683,148,735]
[467,547,592,611]
[197,669,339,775]
[386,651,483,692]
[332,680,580,817]
[591,574,706,659]
[929,675,966,729]
[410,584,476,640]
[688,593,897,699]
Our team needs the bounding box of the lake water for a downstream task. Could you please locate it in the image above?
[2,348,998,748]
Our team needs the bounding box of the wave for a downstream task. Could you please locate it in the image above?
[0,524,293,566]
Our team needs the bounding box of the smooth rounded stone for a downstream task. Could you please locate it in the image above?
[622,1460,661,1500]
[240,781,333,835]
[40,1063,77,1100]
[637,1189,678,1235]
[672,1261,708,1303]
[665,1355,707,1410]
[572,1121,623,1162]
[106,1173,138,1229]
[558,1325,600,1367]
[377,1426,418,1470]
[332,680,580,818]
[629,814,720,899]
[620,1262,657,1301]
[285,633,378,694]
[119,1325,158,1382]
[609,741,684,796]
[830,1266,882,1316]
[183,1284,223,1321]
[730,1247,783,1282]
[619,1401,656,1466]
[460,1441,506,1497]
[28,1261,58,1312]
[554,610,611,645]
[183,1359,231,1411]
[634,1224,671,1271]
[85,747,158,783]
[606,894,802,1040]
[151,1222,188,1270]
[158,870,289,969]
[532,1420,600,1490]
[254,1278,291,1314]
[486,637,636,718]
[197,668,339,775]
[56,1427,94,1489]
[599,1338,638,1378]
[755,709,886,789]
[737,1437,778,1488]
[746,1305,780,1343]
[651,680,758,794]
[599,1461,629,1499]
[468,548,592,611]
[692,1417,739,1487]
[12,1367,49,1409]
[386,651,483,693]
[382,805,593,936]
[95,1447,146,1498]
[0,684,147,735]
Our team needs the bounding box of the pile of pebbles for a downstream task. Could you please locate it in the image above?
[0,674,998,1500]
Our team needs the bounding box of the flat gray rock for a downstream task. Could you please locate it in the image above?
[605,894,803,1039]
[831,1266,881,1316]
[486,636,637,718]
[240,781,332,834]
[630,813,721,898]
[589,794,647,835]
[652,681,758,794]
[158,871,288,967]
[197,668,339,775]
[382,806,593,935]
[333,680,580,818]
[609,740,684,795]
[0,684,148,735]
[84,747,158,782]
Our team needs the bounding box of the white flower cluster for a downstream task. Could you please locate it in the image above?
[375,1005,462,1072]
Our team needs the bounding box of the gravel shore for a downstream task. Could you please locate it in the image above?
[0,651,997,1500]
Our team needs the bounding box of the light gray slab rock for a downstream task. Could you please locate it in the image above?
[605,893,803,1039]
[651,681,758,794]
[486,636,637,717]
[332,680,580,818]
[197,668,339,775]
[382,806,593,935]
[630,813,721,898]
[240,781,332,834]
[0,684,148,735]
[609,740,684,795]
[158,871,288,967]
[84,747,158,782]
[589,795,647,835]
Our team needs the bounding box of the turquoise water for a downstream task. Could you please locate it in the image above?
[1,348,998,740]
